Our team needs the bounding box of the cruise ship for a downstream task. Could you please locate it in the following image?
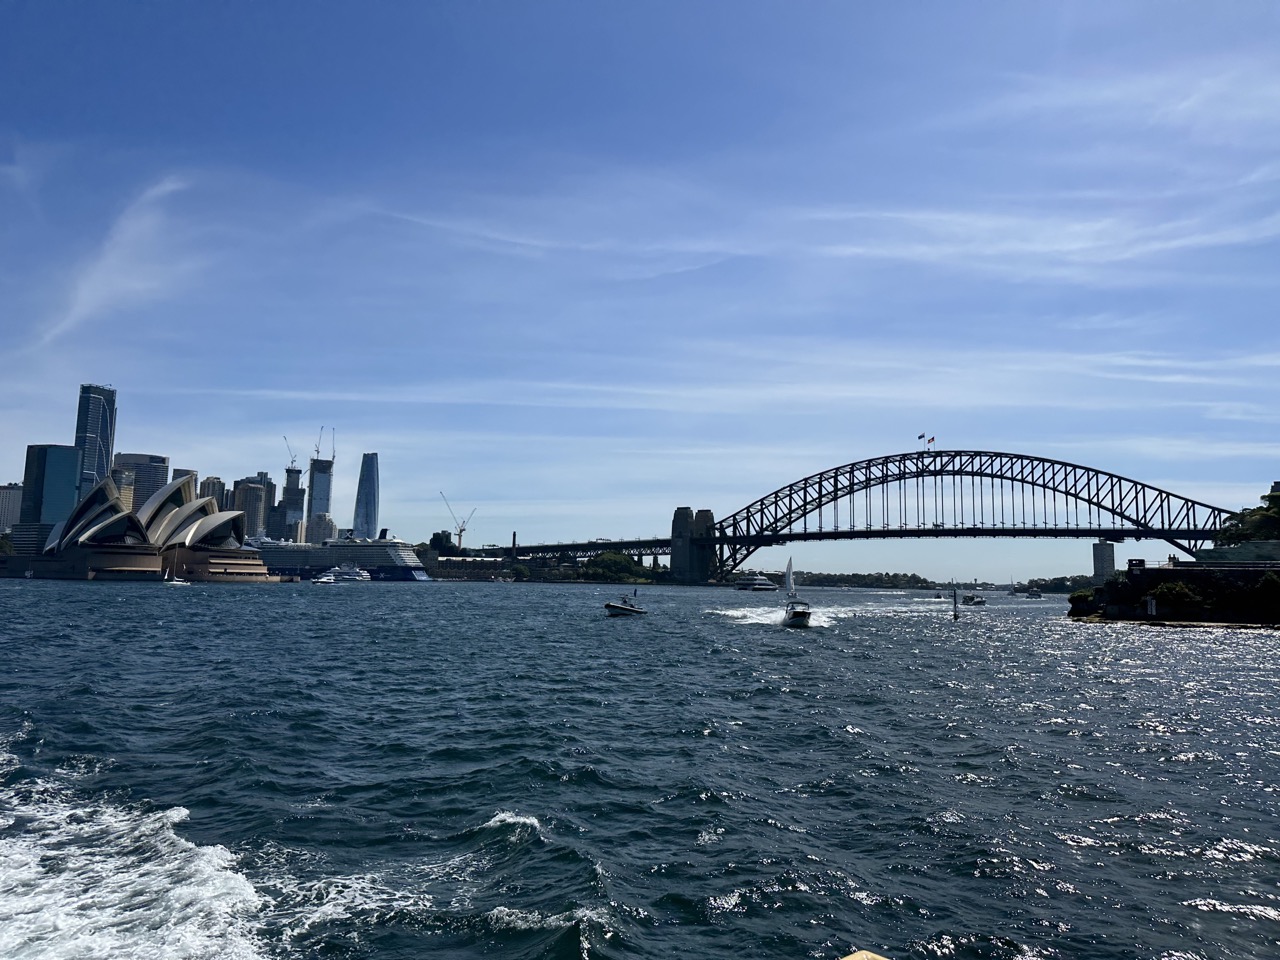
[245,535,431,581]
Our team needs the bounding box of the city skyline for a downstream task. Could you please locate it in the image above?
[2,4,1278,579]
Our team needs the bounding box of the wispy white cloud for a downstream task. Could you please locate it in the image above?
[39,175,199,346]
[1054,437,1280,461]
[152,341,1269,420]
[952,60,1280,147]
[790,203,1280,284]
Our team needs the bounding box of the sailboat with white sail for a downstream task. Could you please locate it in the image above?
[781,558,811,628]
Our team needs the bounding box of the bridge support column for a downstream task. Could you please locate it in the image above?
[1092,540,1117,584]
[671,507,716,584]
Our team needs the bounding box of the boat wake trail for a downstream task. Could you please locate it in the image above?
[0,733,267,960]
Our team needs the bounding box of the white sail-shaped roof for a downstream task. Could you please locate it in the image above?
[176,511,247,550]
[71,511,150,547]
[136,474,199,532]
[149,496,220,548]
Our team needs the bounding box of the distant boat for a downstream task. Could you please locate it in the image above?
[163,568,190,586]
[315,563,371,583]
[961,593,986,606]
[605,590,646,616]
[734,574,779,591]
[1026,587,1042,599]
[781,558,811,628]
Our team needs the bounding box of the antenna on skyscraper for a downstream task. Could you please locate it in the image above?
[331,429,336,463]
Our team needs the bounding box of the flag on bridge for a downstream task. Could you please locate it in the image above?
[928,436,936,445]
[917,433,926,440]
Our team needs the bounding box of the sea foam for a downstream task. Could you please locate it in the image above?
[0,749,266,960]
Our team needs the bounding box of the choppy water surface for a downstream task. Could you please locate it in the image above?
[2,581,1278,960]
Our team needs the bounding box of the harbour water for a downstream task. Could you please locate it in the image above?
[2,580,1277,959]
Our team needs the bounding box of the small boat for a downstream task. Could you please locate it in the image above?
[317,563,371,583]
[605,590,646,616]
[1026,587,1042,599]
[961,593,986,606]
[781,558,811,628]
[734,574,779,591]
[164,568,190,586]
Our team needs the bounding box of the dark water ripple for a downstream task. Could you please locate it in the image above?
[2,580,1279,960]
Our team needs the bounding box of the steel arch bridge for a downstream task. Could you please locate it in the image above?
[712,450,1232,576]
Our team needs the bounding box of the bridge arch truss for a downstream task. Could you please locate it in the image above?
[714,450,1231,575]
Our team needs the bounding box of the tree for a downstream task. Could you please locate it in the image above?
[1146,580,1204,619]
[1216,491,1280,546]
[0,533,11,556]
[582,551,649,583]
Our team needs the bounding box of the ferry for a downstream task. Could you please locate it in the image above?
[246,535,431,581]
[734,574,779,591]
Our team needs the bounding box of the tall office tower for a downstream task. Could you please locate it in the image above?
[308,512,337,544]
[74,384,117,499]
[112,453,169,510]
[352,453,379,539]
[307,457,333,522]
[234,483,269,538]
[239,471,276,511]
[0,482,24,533]
[172,468,198,488]
[198,476,226,508]
[110,467,136,512]
[267,466,307,539]
[12,444,81,555]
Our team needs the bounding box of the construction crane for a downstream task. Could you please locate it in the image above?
[315,426,324,461]
[283,436,297,469]
[440,492,476,550]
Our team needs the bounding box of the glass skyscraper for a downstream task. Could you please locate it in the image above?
[74,384,117,499]
[111,453,170,511]
[352,452,379,539]
[12,444,82,555]
[307,457,333,524]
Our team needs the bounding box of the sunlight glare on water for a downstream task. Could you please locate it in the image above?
[2,580,1278,960]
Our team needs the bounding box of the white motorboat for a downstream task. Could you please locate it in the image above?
[318,563,371,583]
[781,558,811,628]
[961,593,986,606]
[734,574,779,591]
[605,591,647,616]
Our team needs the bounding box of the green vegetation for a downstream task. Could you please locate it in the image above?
[580,551,651,583]
[1217,489,1280,546]
[0,532,11,556]
[1071,569,1280,624]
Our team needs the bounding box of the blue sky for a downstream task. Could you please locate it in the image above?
[2,2,1278,580]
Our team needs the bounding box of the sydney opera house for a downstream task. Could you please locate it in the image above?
[3,474,275,581]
